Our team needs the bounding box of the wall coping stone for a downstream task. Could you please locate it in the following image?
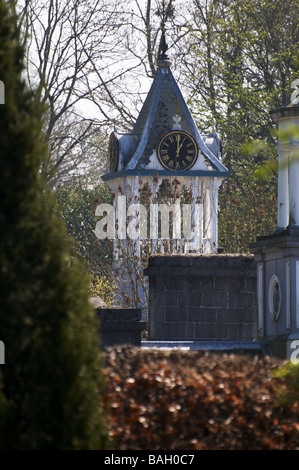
[142,340,261,352]
[144,254,256,277]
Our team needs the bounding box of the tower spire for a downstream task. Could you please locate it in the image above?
[156,0,173,67]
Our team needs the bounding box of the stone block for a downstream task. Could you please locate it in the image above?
[163,276,183,291]
[98,308,142,322]
[165,306,188,322]
[155,276,165,292]
[149,306,165,321]
[216,308,244,323]
[158,291,177,306]
[150,322,194,340]
[228,292,256,309]
[244,276,257,293]
[202,290,228,308]
[243,307,258,323]
[195,322,228,340]
[149,255,165,267]
[227,323,257,341]
[215,277,245,292]
[188,307,217,323]
[177,290,202,307]
[178,256,193,267]
[200,277,216,291]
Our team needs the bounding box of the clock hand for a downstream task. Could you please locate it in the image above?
[176,136,186,157]
[180,136,186,150]
[176,134,180,157]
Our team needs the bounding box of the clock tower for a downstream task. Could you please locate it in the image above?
[101,30,229,263]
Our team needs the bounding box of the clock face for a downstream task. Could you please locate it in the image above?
[108,132,119,172]
[157,130,198,170]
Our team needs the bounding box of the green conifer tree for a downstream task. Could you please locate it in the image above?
[0,0,107,449]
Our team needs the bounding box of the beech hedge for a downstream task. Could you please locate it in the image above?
[101,347,299,450]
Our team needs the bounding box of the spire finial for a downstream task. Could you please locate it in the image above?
[156,0,174,66]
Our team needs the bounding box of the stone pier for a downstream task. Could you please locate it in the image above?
[144,254,258,346]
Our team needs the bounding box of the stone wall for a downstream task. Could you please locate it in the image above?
[96,307,146,347]
[144,254,257,342]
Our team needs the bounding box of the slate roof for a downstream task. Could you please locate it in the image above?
[103,61,229,181]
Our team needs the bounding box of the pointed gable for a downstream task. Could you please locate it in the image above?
[125,65,228,173]
[102,54,229,182]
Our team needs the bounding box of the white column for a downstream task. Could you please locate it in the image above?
[193,178,203,253]
[277,146,289,229]
[209,178,221,253]
[204,179,215,253]
[296,261,299,329]
[286,261,291,329]
[289,149,299,225]
[149,178,159,253]
[131,176,141,258]
[112,190,118,261]
[116,194,126,240]
[257,263,264,335]
[203,180,211,253]
[115,192,126,263]
[106,179,125,262]
[203,177,222,253]
[111,187,121,261]
[150,203,158,253]
[186,177,203,252]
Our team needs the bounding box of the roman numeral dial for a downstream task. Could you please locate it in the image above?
[157,131,198,171]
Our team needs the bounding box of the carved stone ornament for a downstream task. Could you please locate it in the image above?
[268,274,281,321]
